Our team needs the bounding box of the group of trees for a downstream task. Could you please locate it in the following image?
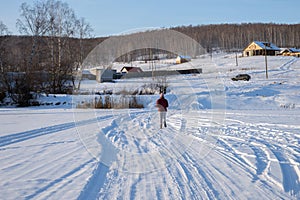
[0,0,94,106]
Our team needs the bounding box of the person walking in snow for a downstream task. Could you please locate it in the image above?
[156,92,169,129]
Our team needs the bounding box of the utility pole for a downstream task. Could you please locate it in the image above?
[265,45,268,79]
[150,48,154,80]
[235,52,238,66]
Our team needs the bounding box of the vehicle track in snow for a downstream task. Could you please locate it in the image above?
[0,128,97,200]
[0,115,113,147]
[94,109,299,199]
[211,113,300,199]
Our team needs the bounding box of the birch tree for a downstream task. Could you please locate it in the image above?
[71,17,93,90]
[0,21,11,35]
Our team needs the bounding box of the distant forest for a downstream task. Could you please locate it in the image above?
[1,23,300,66]
[116,23,300,62]
[172,23,300,51]
[1,23,299,65]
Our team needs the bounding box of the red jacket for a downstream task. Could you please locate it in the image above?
[156,97,168,112]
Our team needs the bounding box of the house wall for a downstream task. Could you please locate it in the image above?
[121,69,128,73]
[283,52,300,57]
[96,69,116,82]
[244,49,277,56]
[243,42,262,56]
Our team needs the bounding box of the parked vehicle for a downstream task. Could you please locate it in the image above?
[231,74,251,81]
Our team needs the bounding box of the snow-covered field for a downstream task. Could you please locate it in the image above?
[1,54,299,199]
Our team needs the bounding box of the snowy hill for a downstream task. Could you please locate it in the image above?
[0,54,299,199]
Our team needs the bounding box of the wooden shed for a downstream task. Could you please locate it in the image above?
[243,41,281,57]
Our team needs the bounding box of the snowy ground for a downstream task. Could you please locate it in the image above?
[0,54,299,199]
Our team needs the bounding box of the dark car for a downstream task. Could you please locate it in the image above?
[231,74,251,81]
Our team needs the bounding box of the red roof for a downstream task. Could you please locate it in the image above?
[121,66,143,73]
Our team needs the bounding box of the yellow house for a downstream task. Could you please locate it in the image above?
[243,41,281,57]
[280,48,300,57]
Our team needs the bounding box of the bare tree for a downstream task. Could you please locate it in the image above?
[17,1,51,65]
[45,0,77,93]
[72,17,93,90]
[15,1,53,105]
[44,0,93,93]
[0,21,11,35]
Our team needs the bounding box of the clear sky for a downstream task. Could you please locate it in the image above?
[1,0,299,37]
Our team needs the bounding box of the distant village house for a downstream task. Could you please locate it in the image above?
[81,69,96,80]
[176,55,191,64]
[280,48,300,57]
[243,41,281,56]
[121,66,143,73]
[96,68,117,82]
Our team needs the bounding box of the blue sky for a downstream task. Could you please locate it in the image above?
[1,0,299,37]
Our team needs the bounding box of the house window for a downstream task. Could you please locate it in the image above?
[263,42,270,47]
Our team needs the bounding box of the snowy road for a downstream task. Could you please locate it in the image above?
[0,108,299,199]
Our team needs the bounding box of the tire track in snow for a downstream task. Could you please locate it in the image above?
[188,133,288,199]
[249,144,268,178]
[251,138,300,198]
[216,138,254,170]
[274,57,298,76]
[214,117,300,198]
[262,142,300,196]
[25,158,95,199]
[0,115,113,147]
[178,153,220,199]
[8,145,84,182]
[249,132,300,196]
[77,162,110,200]
[76,112,119,200]
[1,139,96,200]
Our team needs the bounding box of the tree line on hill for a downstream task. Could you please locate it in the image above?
[171,23,300,52]
[98,23,300,64]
